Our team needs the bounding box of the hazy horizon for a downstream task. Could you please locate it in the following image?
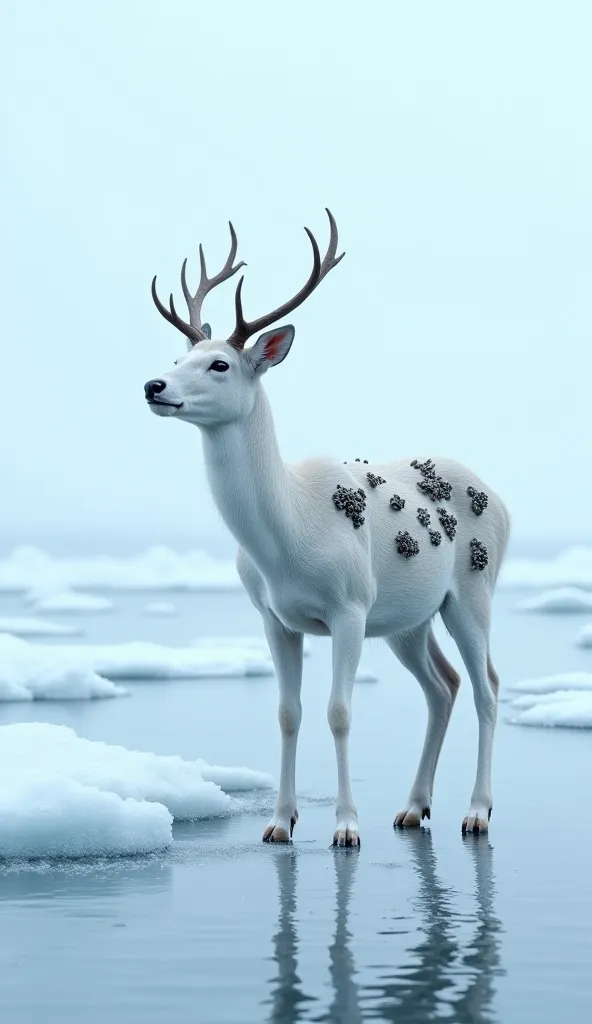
[2,2,591,549]
[0,523,585,563]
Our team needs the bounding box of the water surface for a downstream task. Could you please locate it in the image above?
[1,588,591,1021]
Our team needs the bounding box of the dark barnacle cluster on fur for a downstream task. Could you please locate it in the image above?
[411,458,453,503]
[429,530,442,546]
[332,484,367,529]
[410,457,432,475]
[395,530,420,558]
[467,486,489,516]
[470,538,489,571]
[367,472,386,489]
[437,507,457,541]
[390,494,405,512]
[419,476,453,502]
[417,507,431,528]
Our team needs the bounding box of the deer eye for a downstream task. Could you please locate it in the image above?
[209,360,229,373]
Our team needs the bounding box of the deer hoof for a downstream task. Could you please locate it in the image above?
[262,813,298,843]
[394,804,431,828]
[461,808,491,835]
[332,827,360,848]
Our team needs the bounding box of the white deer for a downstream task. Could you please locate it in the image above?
[146,210,510,846]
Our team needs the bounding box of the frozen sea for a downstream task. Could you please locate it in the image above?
[1,539,592,1022]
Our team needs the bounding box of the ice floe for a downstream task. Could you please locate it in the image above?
[0,636,127,701]
[0,617,82,638]
[0,545,240,593]
[0,630,272,696]
[503,672,592,728]
[500,547,592,590]
[506,691,592,728]
[574,623,592,648]
[0,723,273,859]
[515,587,592,614]
[502,671,592,698]
[70,640,274,679]
[25,588,115,613]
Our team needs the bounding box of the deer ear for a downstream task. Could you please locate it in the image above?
[248,326,295,373]
[185,322,212,351]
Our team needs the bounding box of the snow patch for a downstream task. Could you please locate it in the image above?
[0,723,273,859]
[0,777,173,859]
[515,587,592,614]
[0,545,240,593]
[0,636,274,687]
[68,641,274,680]
[503,672,592,728]
[0,617,82,638]
[506,692,592,728]
[502,671,592,698]
[0,636,127,701]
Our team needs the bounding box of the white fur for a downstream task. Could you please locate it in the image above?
[147,333,510,842]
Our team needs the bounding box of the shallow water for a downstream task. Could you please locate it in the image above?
[1,586,592,1021]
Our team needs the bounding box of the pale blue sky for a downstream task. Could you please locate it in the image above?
[1,1,591,548]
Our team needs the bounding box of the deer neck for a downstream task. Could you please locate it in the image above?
[200,387,300,571]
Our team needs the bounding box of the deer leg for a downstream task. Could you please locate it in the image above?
[440,593,497,834]
[328,607,366,847]
[262,615,303,843]
[387,623,460,827]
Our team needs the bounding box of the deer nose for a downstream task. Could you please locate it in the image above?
[144,379,167,400]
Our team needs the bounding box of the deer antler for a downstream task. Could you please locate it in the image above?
[151,222,246,346]
[226,208,345,351]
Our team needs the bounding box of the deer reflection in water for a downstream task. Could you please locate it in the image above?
[264,831,502,1023]
[264,848,316,1022]
[367,830,503,1022]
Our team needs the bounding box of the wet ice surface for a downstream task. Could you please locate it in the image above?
[1,586,591,1022]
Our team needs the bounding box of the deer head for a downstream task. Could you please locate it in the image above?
[145,210,344,427]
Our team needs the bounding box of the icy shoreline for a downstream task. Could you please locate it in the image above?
[0,723,273,860]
